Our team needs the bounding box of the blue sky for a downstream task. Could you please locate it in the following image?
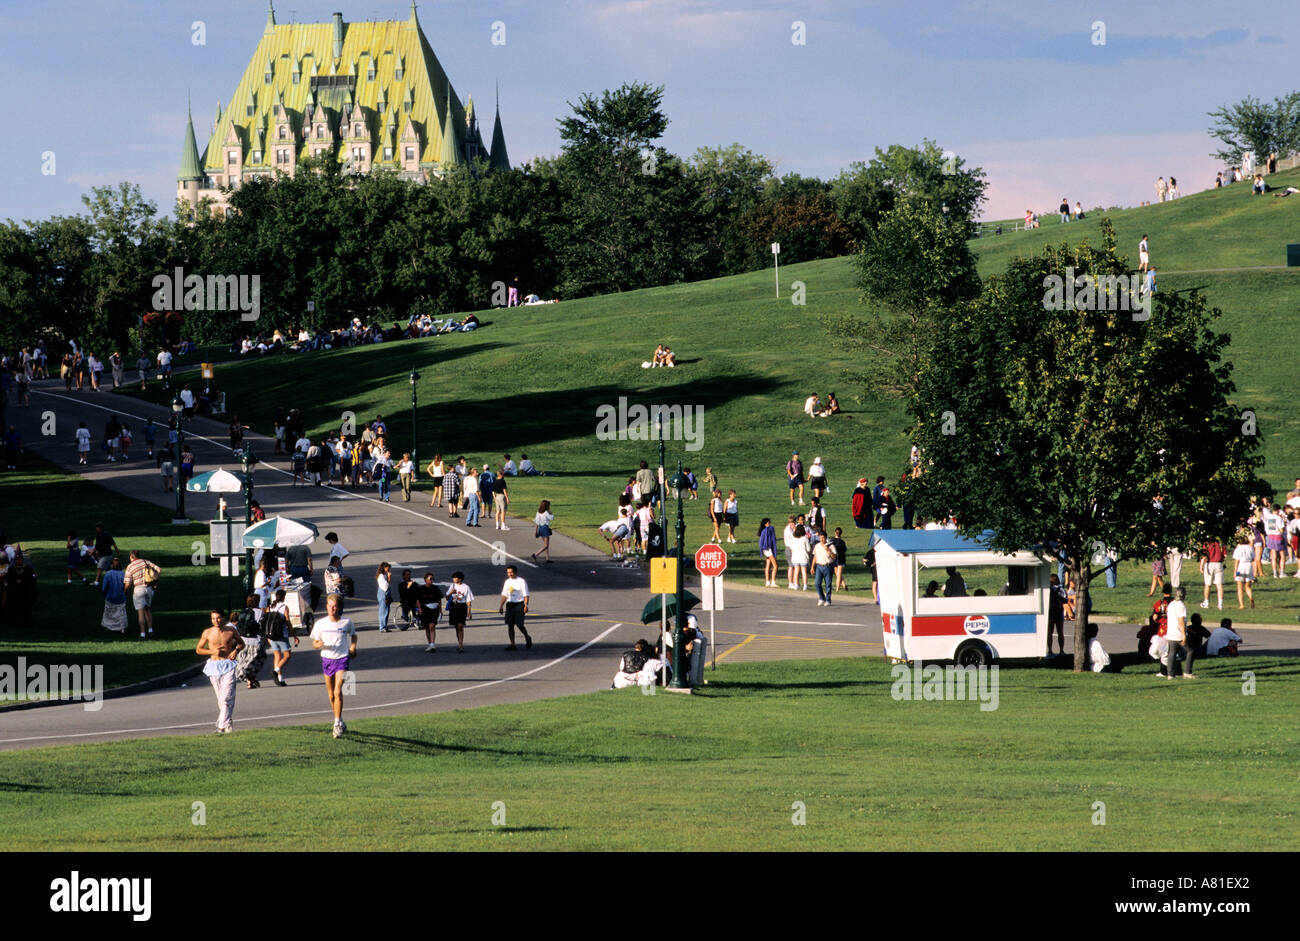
[0,0,1293,223]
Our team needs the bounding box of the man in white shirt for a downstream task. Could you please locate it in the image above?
[498,566,531,650]
[1163,586,1191,678]
[157,348,173,382]
[179,385,195,415]
[1207,620,1242,657]
[502,454,517,476]
[519,454,538,476]
[310,594,357,738]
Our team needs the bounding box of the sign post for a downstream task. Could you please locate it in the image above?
[695,545,727,669]
[650,557,678,686]
[771,242,781,298]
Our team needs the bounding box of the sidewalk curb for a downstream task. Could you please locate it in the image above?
[0,663,205,713]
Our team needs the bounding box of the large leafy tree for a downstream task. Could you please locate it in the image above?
[904,221,1262,670]
[687,144,775,276]
[826,194,981,400]
[546,82,707,297]
[831,140,987,246]
[1207,92,1300,163]
[737,173,851,270]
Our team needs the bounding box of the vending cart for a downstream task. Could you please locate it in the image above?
[871,530,1051,666]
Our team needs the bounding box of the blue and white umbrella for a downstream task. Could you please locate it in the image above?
[185,469,246,493]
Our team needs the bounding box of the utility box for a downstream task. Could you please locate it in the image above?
[1287,244,1300,267]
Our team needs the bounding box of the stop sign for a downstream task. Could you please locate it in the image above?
[695,544,727,577]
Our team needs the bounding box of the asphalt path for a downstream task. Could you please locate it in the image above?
[3,380,1295,751]
[1,380,886,750]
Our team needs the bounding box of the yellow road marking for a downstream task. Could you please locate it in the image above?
[712,633,757,663]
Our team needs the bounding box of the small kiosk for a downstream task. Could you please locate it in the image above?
[872,530,1051,666]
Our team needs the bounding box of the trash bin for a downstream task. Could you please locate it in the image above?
[1287,244,1300,267]
[689,634,708,686]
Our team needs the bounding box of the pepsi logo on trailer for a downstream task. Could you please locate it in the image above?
[963,614,990,636]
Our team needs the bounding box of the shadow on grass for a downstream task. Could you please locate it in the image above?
[345,731,635,763]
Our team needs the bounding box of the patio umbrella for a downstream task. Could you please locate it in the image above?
[639,590,701,625]
[185,469,246,493]
[242,515,319,549]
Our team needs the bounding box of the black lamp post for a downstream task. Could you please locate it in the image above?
[171,396,186,523]
[409,368,420,479]
[238,445,257,594]
[668,462,690,689]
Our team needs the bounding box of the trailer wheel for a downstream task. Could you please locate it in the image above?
[954,640,992,668]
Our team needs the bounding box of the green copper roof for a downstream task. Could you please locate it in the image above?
[178,104,203,181]
[195,9,493,177]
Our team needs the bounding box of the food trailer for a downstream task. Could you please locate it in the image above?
[871,530,1051,666]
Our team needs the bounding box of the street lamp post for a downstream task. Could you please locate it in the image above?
[171,396,186,523]
[668,462,690,689]
[239,445,257,594]
[409,368,420,479]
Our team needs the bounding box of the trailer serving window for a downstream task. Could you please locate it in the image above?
[914,559,1042,616]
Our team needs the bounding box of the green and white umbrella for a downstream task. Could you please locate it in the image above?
[242,515,319,549]
[185,469,246,493]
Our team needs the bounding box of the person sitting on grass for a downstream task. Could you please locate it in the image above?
[611,638,661,689]
[1207,618,1242,657]
[1085,623,1112,673]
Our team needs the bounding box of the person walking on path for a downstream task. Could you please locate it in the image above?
[75,421,91,466]
[830,527,848,591]
[427,454,445,508]
[445,572,474,651]
[492,468,510,530]
[790,523,811,591]
[809,457,827,500]
[759,518,779,586]
[375,562,394,632]
[724,490,739,543]
[498,565,532,650]
[196,609,243,733]
[265,589,298,686]
[310,593,357,738]
[123,549,161,637]
[234,594,267,689]
[532,500,554,562]
[398,452,415,502]
[812,535,834,605]
[462,464,481,526]
[442,461,460,517]
[1138,234,1150,274]
[418,572,446,652]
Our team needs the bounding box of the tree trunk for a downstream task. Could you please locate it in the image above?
[1072,558,1092,672]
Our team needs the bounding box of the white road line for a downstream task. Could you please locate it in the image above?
[31,389,537,568]
[760,619,864,627]
[0,622,625,745]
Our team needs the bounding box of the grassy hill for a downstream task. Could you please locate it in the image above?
[120,167,1300,618]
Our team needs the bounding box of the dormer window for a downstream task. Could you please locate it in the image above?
[272,104,280,117]
[367,66,376,80]
[228,150,238,164]
[252,150,262,163]
[383,146,393,160]
[395,58,404,81]
[278,125,287,140]
[316,125,326,139]
[405,146,415,161]
[354,123,363,137]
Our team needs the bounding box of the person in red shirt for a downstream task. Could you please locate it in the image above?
[1199,540,1226,610]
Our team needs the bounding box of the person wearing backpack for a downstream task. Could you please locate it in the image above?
[264,589,298,686]
[233,594,268,689]
[611,639,661,689]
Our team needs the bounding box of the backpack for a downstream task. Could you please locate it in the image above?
[263,608,287,642]
[621,649,649,674]
[235,608,262,637]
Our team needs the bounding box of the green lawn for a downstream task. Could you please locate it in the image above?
[0,459,241,698]
[1,656,1295,851]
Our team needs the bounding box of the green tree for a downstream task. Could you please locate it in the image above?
[687,144,775,276]
[831,140,987,246]
[737,174,850,269]
[1207,92,1300,163]
[547,82,707,297]
[904,221,1263,670]
[826,195,981,400]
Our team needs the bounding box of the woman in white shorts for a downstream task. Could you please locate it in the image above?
[1232,533,1256,609]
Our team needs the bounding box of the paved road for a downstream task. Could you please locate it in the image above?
[1,380,882,750]
[3,381,1296,751]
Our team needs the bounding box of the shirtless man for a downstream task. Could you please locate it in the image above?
[196,610,244,733]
